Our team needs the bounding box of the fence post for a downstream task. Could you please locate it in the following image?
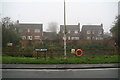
[36,52,38,59]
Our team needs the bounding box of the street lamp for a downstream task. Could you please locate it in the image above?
[64,0,67,59]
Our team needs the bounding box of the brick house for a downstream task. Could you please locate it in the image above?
[81,24,104,40]
[18,23,43,45]
[59,23,80,40]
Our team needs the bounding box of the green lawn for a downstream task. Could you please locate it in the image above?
[2,56,120,64]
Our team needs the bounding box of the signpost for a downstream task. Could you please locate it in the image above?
[35,49,47,59]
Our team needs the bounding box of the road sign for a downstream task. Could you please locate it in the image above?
[35,49,47,52]
[71,49,75,54]
[35,49,47,59]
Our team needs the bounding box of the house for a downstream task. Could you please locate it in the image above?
[81,24,104,40]
[59,23,80,40]
[18,23,43,45]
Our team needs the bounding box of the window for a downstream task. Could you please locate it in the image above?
[27,29,30,32]
[75,31,78,33]
[76,37,79,40]
[87,36,91,40]
[7,43,13,46]
[71,37,79,40]
[35,29,40,33]
[34,36,40,39]
[96,37,103,40]
[87,30,91,34]
[22,36,26,40]
[68,36,70,40]
[28,36,32,40]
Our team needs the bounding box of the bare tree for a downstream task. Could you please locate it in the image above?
[2,17,13,28]
[47,22,58,33]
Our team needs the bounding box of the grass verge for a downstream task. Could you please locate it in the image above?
[2,55,120,64]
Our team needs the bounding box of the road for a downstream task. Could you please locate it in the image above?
[2,68,119,78]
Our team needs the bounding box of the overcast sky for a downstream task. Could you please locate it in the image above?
[0,0,119,32]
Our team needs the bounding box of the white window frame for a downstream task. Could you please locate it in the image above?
[71,37,79,40]
[28,36,32,40]
[34,29,40,33]
[96,36,103,40]
[75,31,78,34]
[68,36,70,40]
[7,43,13,46]
[34,36,40,40]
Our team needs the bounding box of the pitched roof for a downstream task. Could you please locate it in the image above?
[18,23,43,30]
[82,24,103,31]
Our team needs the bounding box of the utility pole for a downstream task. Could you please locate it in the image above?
[64,0,67,59]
